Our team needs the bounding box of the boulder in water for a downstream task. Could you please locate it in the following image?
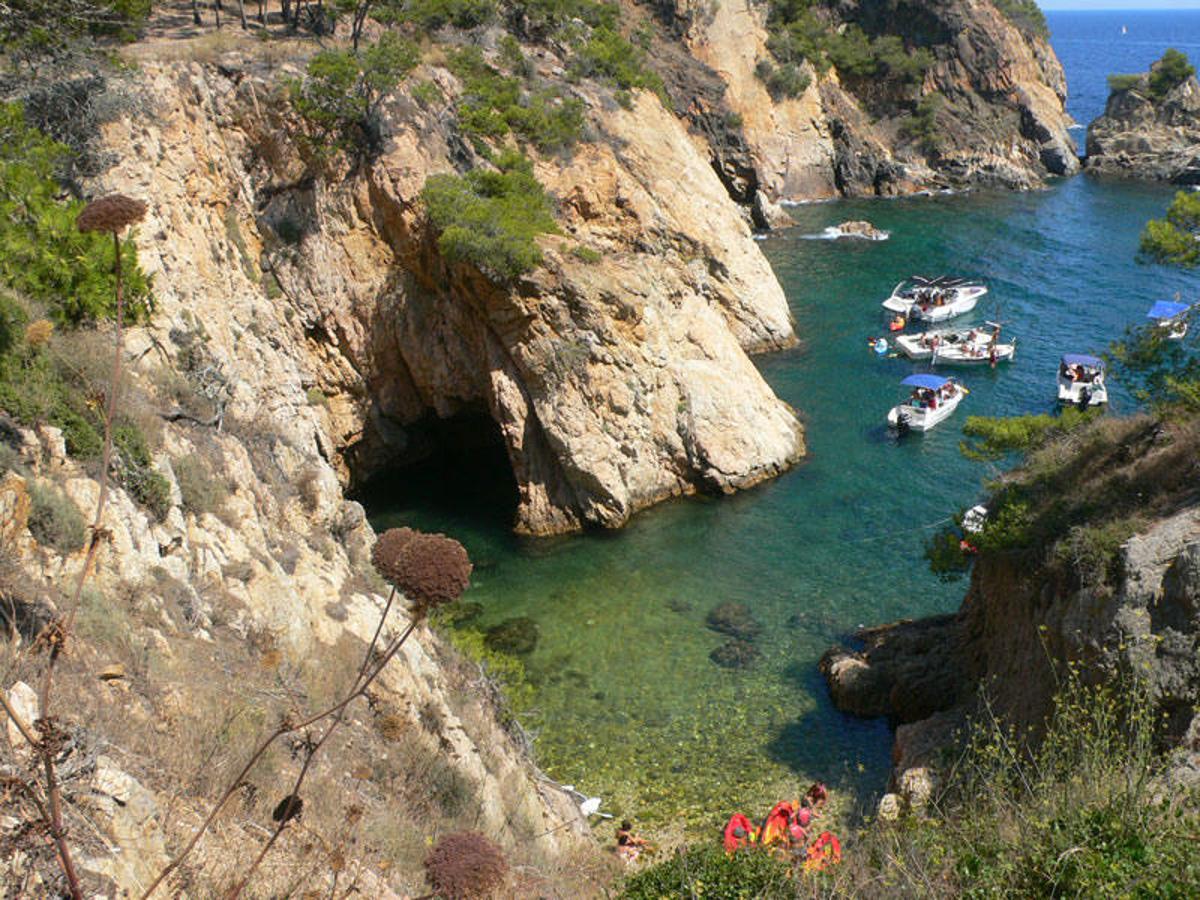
[706,601,762,640]
[835,220,888,241]
[710,639,761,669]
[484,616,540,655]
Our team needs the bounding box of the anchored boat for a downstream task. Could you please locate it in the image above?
[1147,300,1190,340]
[887,373,967,432]
[882,276,987,323]
[894,322,1016,366]
[1057,354,1108,406]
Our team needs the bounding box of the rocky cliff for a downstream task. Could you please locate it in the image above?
[672,0,1078,199]
[1086,64,1200,183]
[821,414,1200,804]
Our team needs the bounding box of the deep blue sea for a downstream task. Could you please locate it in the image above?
[1048,9,1200,126]
[367,12,1199,834]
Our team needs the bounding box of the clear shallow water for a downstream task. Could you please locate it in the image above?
[366,19,1199,833]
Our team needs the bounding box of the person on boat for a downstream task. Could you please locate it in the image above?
[927,390,938,410]
[1072,364,1085,381]
[888,314,906,332]
[615,820,648,863]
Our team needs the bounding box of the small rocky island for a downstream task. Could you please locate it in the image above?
[1086,48,1200,183]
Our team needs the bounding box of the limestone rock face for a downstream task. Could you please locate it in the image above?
[675,0,1077,200]
[1086,72,1200,183]
[100,60,801,537]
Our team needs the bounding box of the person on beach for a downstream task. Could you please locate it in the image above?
[615,820,648,863]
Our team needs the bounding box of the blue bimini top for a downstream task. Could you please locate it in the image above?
[1061,354,1104,369]
[901,373,951,390]
[1147,301,1189,321]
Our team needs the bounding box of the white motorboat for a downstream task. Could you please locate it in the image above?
[1147,300,1190,340]
[882,276,988,323]
[887,374,967,432]
[894,322,1016,366]
[1057,354,1108,406]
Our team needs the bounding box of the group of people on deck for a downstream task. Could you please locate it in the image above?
[1060,361,1098,383]
[909,383,954,410]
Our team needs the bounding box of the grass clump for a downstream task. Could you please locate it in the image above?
[173,454,228,518]
[27,481,87,554]
[568,25,667,102]
[570,244,601,263]
[421,149,559,280]
[755,59,811,100]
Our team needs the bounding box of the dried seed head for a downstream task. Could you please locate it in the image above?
[24,319,54,348]
[371,528,472,617]
[77,194,147,234]
[423,831,507,899]
[272,794,304,824]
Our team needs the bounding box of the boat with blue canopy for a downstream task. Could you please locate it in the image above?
[1057,353,1107,406]
[1147,300,1190,340]
[887,373,967,431]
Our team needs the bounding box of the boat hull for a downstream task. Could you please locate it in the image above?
[1057,378,1108,406]
[911,295,980,323]
[887,391,964,431]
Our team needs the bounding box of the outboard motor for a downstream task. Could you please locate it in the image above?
[1078,387,1091,410]
[895,410,911,436]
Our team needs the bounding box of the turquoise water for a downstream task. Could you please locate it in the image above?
[367,176,1192,831]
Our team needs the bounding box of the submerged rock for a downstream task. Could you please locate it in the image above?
[484,617,540,656]
[706,601,763,641]
[710,639,761,669]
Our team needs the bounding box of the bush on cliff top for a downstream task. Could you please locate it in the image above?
[421,149,559,280]
[992,0,1049,40]
[1149,48,1195,99]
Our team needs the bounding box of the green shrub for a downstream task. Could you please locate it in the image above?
[508,0,618,39]
[290,33,420,156]
[27,481,87,554]
[174,454,228,518]
[900,91,945,153]
[620,844,793,899]
[421,150,559,280]
[992,0,1050,39]
[114,423,171,520]
[757,59,811,99]
[411,79,445,108]
[1148,48,1195,99]
[393,0,497,31]
[568,25,667,101]
[1140,190,1200,268]
[448,47,585,152]
[1106,73,1142,94]
[0,103,151,325]
[959,407,1096,461]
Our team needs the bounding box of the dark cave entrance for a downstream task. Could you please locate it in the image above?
[352,405,521,536]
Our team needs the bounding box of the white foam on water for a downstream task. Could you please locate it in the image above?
[799,226,891,242]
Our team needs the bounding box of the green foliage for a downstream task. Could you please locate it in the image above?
[762,4,932,95]
[569,26,667,101]
[290,33,420,156]
[570,244,601,263]
[0,103,151,325]
[620,844,794,899]
[114,423,171,521]
[26,481,87,554]
[1108,306,1200,412]
[420,150,559,280]
[959,407,1097,461]
[392,0,497,30]
[938,670,1196,897]
[991,0,1050,40]
[1106,72,1142,94]
[1139,189,1200,268]
[508,0,619,39]
[1,0,151,55]
[411,79,445,108]
[756,60,811,100]
[900,92,945,154]
[924,526,972,582]
[448,47,585,152]
[1148,48,1195,99]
